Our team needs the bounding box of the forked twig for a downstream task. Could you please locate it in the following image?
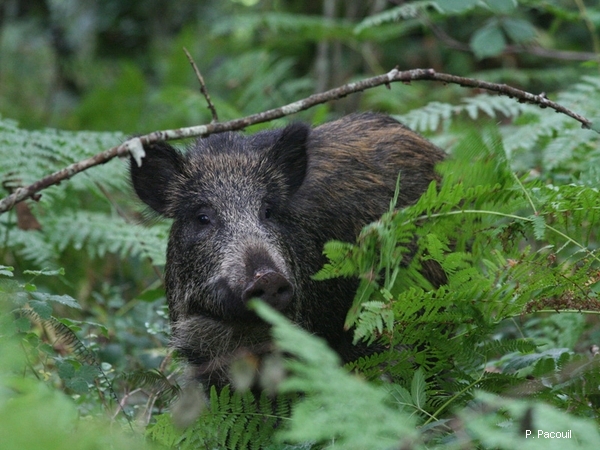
[183,47,219,123]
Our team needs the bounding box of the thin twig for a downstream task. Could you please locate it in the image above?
[0,67,594,214]
[183,47,219,123]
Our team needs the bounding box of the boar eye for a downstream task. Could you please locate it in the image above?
[197,214,211,225]
[260,203,274,220]
[193,206,215,227]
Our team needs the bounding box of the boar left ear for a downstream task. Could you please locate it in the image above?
[272,122,309,194]
[130,141,185,217]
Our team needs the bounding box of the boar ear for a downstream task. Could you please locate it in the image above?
[272,122,309,194]
[130,141,185,217]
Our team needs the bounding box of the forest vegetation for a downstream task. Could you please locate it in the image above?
[1,0,600,449]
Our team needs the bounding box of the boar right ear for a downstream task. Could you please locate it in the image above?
[130,141,185,217]
[272,122,309,195]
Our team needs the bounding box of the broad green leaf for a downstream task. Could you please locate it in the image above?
[438,0,478,13]
[57,361,76,379]
[484,0,516,14]
[470,23,506,59]
[31,292,81,309]
[29,300,52,319]
[66,377,89,394]
[0,265,14,277]
[411,369,427,410]
[502,17,537,43]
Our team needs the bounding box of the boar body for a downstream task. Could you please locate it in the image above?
[131,113,445,388]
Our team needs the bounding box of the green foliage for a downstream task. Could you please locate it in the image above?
[355,1,443,34]
[0,379,148,450]
[3,0,598,130]
[452,391,600,449]
[395,94,530,132]
[148,386,293,450]
[0,266,149,450]
[247,302,600,449]
[1,1,600,447]
[0,117,169,268]
[304,78,600,445]
[0,266,124,411]
[468,12,537,60]
[254,301,419,449]
[211,12,354,42]
[2,76,600,448]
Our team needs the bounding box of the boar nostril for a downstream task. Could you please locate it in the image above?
[243,271,293,311]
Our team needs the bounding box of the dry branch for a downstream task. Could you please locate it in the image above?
[0,67,594,215]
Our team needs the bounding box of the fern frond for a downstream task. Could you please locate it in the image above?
[313,240,360,280]
[152,385,292,450]
[479,339,537,360]
[212,12,353,41]
[46,211,169,263]
[0,227,60,268]
[355,1,442,33]
[0,118,125,205]
[396,94,535,133]
[21,308,97,364]
[19,307,132,423]
[0,119,169,269]
[2,208,169,268]
[254,301,418,449]
[125,368,180,404]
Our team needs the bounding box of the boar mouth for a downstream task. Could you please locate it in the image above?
[170,313,273,364]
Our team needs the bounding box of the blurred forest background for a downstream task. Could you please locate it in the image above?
[1,0,600,449]
[2,0,598,132]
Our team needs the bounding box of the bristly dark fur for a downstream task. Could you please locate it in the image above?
[130,113,446,389]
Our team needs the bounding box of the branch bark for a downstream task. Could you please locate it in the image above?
[0,67,594,215]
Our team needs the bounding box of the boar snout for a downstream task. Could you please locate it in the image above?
[242,270,293,311]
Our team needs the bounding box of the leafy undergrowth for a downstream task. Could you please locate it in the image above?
[2,77,600,448]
